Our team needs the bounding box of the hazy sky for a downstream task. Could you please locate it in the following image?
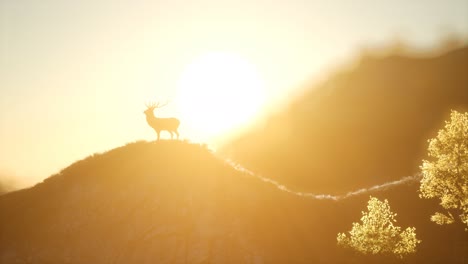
[1,0,467,185]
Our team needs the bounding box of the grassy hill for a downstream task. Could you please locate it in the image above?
[0,140,466,263]
[222,47,468,194]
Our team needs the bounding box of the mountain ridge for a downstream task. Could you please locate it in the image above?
[222,46,468,194]
[1,140,466,263]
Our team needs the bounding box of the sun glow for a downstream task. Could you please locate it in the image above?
[177,51,265,140]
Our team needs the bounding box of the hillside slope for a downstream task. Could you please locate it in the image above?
[1,141,466,263]
[222,47,468,194]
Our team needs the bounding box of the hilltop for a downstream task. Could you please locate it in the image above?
[0,141,274,263]
[222,47,468,194]
[0,140,314,263]
[0,140,466,263]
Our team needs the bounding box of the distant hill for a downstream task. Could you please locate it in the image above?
[0,141,466,263]
[0,176,16,195]
[222,47,468,194]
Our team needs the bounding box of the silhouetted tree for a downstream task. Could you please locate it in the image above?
[337,196,420,258]
[419,110,468,228]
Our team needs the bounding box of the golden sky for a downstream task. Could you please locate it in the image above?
[1,0,467,185]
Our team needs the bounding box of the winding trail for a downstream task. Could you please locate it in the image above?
[221,157,421,201]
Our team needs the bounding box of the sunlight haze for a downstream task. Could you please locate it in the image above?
[177,51,265,139]
[0,0,467,185]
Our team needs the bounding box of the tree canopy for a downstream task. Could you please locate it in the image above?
[420,110,468,228]
[337,196,420,258]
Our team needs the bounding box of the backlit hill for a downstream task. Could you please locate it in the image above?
[222,46,468,194]
[0,140,466,263]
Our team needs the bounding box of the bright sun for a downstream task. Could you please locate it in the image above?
[177,51,265,139]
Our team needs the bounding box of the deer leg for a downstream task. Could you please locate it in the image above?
[156,131,160,141]
[174,130,179,140]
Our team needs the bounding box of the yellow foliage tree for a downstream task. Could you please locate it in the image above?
[420,110,468,228]
[337,196,420,258]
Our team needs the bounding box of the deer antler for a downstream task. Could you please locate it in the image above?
[146,101,169,109]
[145,102,153,109]
[154,101,169,108]
[145,100,171,111]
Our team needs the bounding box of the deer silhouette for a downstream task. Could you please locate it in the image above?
[144,102,180,140]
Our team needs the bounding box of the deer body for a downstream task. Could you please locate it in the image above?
[144,102,180,140]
